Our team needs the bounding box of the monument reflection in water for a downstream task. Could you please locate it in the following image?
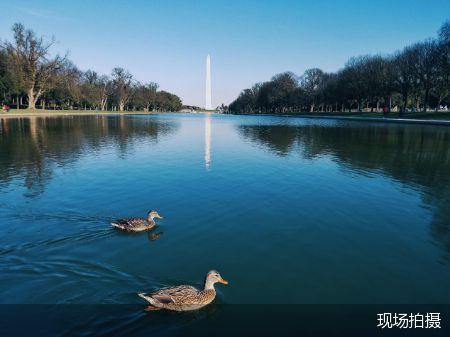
[204,113,212,170]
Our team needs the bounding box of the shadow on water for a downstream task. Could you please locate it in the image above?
[148,231,163,241]
[111,226,164,242]
[237,122,450,260]
[0,115,179,197]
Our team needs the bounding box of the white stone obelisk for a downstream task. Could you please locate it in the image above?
[205,54,212,110]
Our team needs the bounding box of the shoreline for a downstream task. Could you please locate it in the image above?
[0,110,166,118]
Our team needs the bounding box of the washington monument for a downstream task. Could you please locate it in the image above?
[205,54,212,110]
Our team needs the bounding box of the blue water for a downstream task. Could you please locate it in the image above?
[0,113,449,335]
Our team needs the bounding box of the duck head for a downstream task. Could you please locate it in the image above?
[204,270,228,290]
[147,210,163,221]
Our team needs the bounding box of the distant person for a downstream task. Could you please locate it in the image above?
[2,103,10,113]
[382,106,388,117]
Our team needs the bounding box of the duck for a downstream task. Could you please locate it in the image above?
[138,270,228,311]
[111,210,163,232]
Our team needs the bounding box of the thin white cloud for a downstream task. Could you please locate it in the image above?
[11,5,69,21]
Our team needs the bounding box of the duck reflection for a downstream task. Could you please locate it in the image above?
[148,231,163,241]
[112,226,164,242]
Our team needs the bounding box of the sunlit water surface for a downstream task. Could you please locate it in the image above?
[0,114,449,335]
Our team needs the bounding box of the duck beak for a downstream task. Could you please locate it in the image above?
[218,277,229,285]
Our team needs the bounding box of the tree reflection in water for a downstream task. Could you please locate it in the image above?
[238,121,450,260]
[0,115,179,197]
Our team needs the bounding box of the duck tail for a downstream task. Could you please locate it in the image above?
[111,222,125,230]
[138,293,155,305]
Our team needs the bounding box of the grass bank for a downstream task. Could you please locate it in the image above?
[0,109,171,117]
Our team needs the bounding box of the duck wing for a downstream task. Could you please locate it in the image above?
[150,285,199,304]
[111,217,147,230]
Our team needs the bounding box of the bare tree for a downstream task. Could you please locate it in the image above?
[392,47,417,112]
[99,75,112,110]
[1,23,66,109]
[300,68,325,112]
[82,70,112,110]
[139,82,159,111]
[409,40,441,111]
[62,61,82,109]
[339,58,366,111]
[439,20,450,46]
[433,21,450,109]
[111,67,134,111]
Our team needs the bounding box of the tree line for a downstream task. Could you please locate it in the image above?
[229,21,449,114]
[0,23,182,112]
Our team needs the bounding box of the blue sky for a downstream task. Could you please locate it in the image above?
[0,0,448,107]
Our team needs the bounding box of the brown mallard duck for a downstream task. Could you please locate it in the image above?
[138,270,228,311]
[111,210,163,232]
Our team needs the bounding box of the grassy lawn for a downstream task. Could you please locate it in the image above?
[2,109,159,115]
